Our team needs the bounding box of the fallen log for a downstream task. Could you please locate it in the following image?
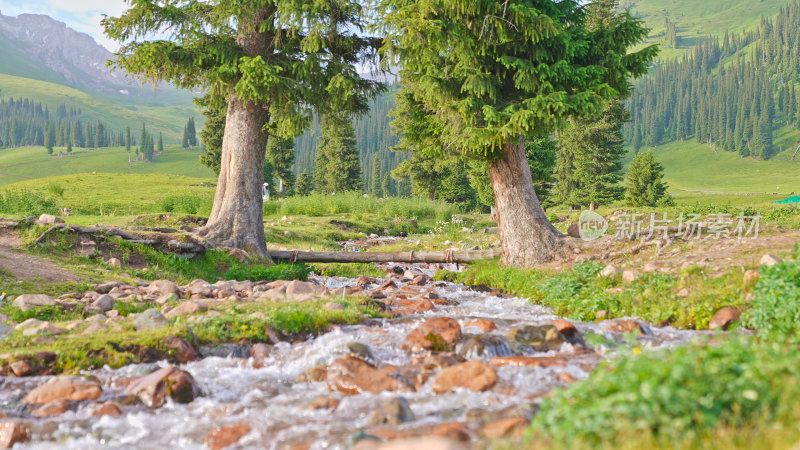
[268,249,501,264]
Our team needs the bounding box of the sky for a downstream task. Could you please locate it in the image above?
[0,0,128,51]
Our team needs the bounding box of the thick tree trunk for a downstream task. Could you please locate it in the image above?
[488,137,563,267]
[198,95,271,259]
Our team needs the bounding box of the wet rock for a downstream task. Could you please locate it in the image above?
[744,270,760,285]
[31,399,70,417]
[456,335,511,359]
[307,396,340,410]
[356,276,376,285]
[296,365,328,383]
[506,325,564,352]
[709,306,741,330]
[367,397,415,426]
[22,377,102,405]
[391,298,434,314]
[13,294,55,311]
[760,254,780,267]
[403,318,462,352]
[432,361,498,394]
[326,355,402,395]
[145,280,182,296]
[467,284,492,293]
[91,294,115,312]
[347,342,374,361]
[185,279,213,297]
[550,319,578,337]
[134,309,168,331]
[126,365,198,408]
[163,336,200,363]
[9,360,33,377]
[165,300,208,318]
[359,437,465,450]
[199,344,251,359]
[463,319,497,332]
[431,422,471,442]
[0,421,29,448]
[481,417,527,438]
[408,275,430,286]
[249,343,271,364]
[90,402,122,417]
[489,356,568,368]
[204,423,252,450]
[602,319,652,335]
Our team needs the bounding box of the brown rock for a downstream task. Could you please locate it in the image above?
[0,422,29,448]
[391,298,434,313]
[9,360,33,377]
[408,275,430,286]
[22,377,102,405]
[165,300,207,318]
[145,280,182,296]
[431,422,471,442]
[366,438,465,450]
[163,336,200,364]
[326,356,402,395]
[249,343,272,362]
[307,397,340,410]
[743,270,760,285]
[603,319,651,335]
[709,306,741,331]
[567,223,580,238]
[432,361,497,394]
[481,417,527,438]
[31,399,70,417]
[403,318,462,352]
[126,365,198,408]
[295,365,328,383]
[489,356,567,368]
[550,319,578,336]
[204,423,252,450]
[91,402,122,417]
[621,270,638,283]
[463,319,497,332]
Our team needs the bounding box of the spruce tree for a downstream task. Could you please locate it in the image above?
[44,121,54,155]
[266,136,296,195]
[295,171,314,197]
[314,112,363,193]
[198,100,226,175]
[625,150,672,207]
[157,132,164,153]
[370,155,383,197]
[381,173,391,198]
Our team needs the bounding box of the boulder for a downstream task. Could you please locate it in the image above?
[164,301,207,318]
[621,270,638,283]
[403,318,462,352]
[126,365,198,408]
[91,294,115,312]
[31,399,70,417]
[481,417,528,438]
[326,355,402,395]
[154,293,178,305]
[550,319,578,337]
[506,325,564,352]
[133,309,168,331]
[204,423,252,450]
[709,306,741,331]
[760,254,780,267]
[285,280,328,300]
[22,377,102,405]
[456,335,511,359]
[145,280,182,296]
[567,223,580,238]
[463,319,497,332]
[163,336,200,364]
[185,279,213,297]
[367,397,415,426]
[602,319,652,335]
[432,361,498,394]
[37,214,64,225]
[0,422,29,448]
[13,294,55,311]
[90,402,122,417]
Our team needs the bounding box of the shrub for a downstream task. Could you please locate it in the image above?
[47,182,66,198]
[530,338,800,445]
[741,260,800,343]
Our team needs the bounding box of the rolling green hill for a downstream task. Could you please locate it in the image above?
[0,145,213,187]
[0,74,197,144]
[624,0,790,61]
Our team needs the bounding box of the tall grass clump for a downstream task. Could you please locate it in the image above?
[155,194,213,215]
[0,189,58,216]
[269,192,460,220]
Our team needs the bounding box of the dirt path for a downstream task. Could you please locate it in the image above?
[0,227,79,282]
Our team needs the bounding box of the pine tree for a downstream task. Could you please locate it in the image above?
[157,132,164,153]
[370,155,383,197]
[314,112,363,193]
[44,121,54,155]
[381,173,392,198]
[266,137,295,195]
[125,127,131,154]
[295,171,314,197]
[186,117,197,147]
[625,150,672,207]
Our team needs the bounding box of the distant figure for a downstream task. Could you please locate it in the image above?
[262,183,270,202]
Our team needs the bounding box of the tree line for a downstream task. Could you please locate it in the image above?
[626,1,800,159]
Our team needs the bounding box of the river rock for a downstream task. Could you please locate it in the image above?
[456,335,511,359]
[163,336,200,363]
[307,396,340,410]
[90,402,122,417]
[347,342,374,361]
[126,365,198,408]
[9,360,33,377]
[432,361,498,394]
[463,319,497,332]
[185,279,213,297]
[326,355,402,395]
[31,399,70,417]
[22,377,102,405]
[550,319,578,337]
[249,343,271,364]
[602,319,652,335]
[356,437,465,450]
[13,294,55,311]
[760,254,780,267]
[92,294,115,312]
[709,306,741,330]
[403,318,462,352]
[134,309,168,330]
[481,417,527,438]
[367,397,415,426]
[296,365,328,383]
[506,325,564,352]
[0,421,29,448]
[145,280,182,296]
[204,423,252,450]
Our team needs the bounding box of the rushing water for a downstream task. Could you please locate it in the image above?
[0,266,709,449]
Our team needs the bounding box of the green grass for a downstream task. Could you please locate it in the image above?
[625,0,790,62]
[0,74,197,142]
[438,259,750,329]
[265,191,461,221]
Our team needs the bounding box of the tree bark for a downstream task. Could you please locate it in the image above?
[488,137,564,267]
[198,95,270,259]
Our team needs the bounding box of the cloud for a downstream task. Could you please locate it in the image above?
[0,0,128,51]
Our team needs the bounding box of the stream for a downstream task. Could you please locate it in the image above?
[0,264,709,449]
